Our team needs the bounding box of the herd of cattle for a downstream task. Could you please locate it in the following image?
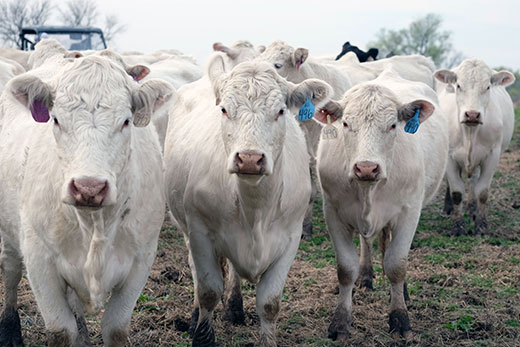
[0,38,515,346]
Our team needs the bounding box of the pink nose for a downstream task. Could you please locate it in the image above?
[354,161,380,181]
[234,151,265,175]
[69,178,108,207]
[464,111,481,124]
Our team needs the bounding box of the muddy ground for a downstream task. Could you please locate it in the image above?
[3,111,520,346]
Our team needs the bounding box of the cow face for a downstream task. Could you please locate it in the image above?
[208,56,331,179]
[9,56,173,208]
[316,84,434,183]
[434,59,515,127]
[258,41,308,82]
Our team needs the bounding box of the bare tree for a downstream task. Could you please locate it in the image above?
[103,14,125,44]
[59,0,98,26]
[0,0,53,47]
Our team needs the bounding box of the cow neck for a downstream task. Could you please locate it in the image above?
[353,182,382,239]
[234,153,284,230]
[460,124,480,177]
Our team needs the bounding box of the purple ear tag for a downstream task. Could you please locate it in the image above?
[404,108,420,134]
[31,100,50,123]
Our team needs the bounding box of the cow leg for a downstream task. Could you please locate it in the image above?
[467,167,481,221]
[302,172,317,240]
[472,150,500,235]
[325,203,358,341]
[443,184,453,215]
[384,210,419,340]
[446,160,466,235]
[222,261,245,325]
[24,251,78,346]
[0,240,23,347]
[357,236,374,290]
[101,259,153,347]
[189,226,224,347]
[66,288,91,347]
[183,232,201,337]
[256,228,301,347]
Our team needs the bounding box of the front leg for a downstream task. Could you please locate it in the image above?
[255,226,301,347]
[358,236,375,290]
[324,201,359,341]
[222,260,245,325]
[445,159,466,235]
[384,207,420,340]
[472,149,501,234]
[0,239,23,346]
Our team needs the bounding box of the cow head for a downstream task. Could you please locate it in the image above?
[9,56,173,209]
[315,84,434,183]
[208,56,332,179]
[213,40,264,69]
[258,41,308,82]
[434,59,515,127]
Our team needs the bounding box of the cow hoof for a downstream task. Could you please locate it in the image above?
[302,221,313,240]
[451,219,466,236]
[327,306,352,341]
[0,307,23,347]
[188,307,199,338]
[388,309,412,340]
[357,267,375,290]
[222,299,245,325]
[192,318,216,347]
[475,217,488,235]
[467,201,477,220]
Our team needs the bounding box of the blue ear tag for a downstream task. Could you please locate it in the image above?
[298,98,315,121]
[404,109,421,134]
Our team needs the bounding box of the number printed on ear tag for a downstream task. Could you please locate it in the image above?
[404,109,421,134]
[298,98,315,121]
[322,114,338,140]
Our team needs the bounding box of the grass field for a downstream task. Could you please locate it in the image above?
[4,110,520,346]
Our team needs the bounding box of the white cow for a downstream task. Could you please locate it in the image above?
[434,59,515,235]
[28,39,84,69]
[314,70,448,341]
[0,47,31,71]
[164,57,332,346]
[0,57,25,94]
[258,40,353,238]
[0,55,173,346]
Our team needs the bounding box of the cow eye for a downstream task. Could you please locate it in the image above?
[456,84,461,90]
[390,123,396,130]
[274,63,282,69]
[122,119,130,130]
[221,107,227,114]
[343,121,349,128]
[53,117,59,126]
[486,85,490,90]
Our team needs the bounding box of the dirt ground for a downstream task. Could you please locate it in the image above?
[3,113,520,346]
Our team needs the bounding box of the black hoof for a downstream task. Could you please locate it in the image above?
[188,307,199,338]
[358,267,375,290]
[388,309,412,340]
[443,187,453,215]
[467,201,477,221]
[0,307,23,347]
[302,221,313,240]
[475,217,488,235]
[327,306,352,341]
[222,295,245,325]
[451,219,466,236]
[192,318,216,347]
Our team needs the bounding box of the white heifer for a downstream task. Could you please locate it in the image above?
[315,70,448,341]
[434,59,515,235]
[0,55,173,346]
[164,57,332,346]
[0,47,31,71]
[0,57,25,94]
[258,40,353,238]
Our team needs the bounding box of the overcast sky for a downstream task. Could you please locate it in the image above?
[86,0,520,70]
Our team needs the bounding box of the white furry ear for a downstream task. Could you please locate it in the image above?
[213,42,238,59]
[398,99,435,123]
[491,70,515,87]
[131,79,175,127]
[287,79,333,109]
[9,74,54,122]
[434,69,457,84]
[207,54,227,105]
[314,100,343,125]
[293,48,308,69]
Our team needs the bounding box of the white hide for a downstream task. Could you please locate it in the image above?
[317,69,448,337]
[0,57,25,95]
[0,55,172,345]
[0,47,31,71]
[164,58,332,346]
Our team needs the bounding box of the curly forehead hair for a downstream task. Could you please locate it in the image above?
[343,84,399,123]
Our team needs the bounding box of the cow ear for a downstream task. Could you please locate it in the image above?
[292,48,308,69]
[131,79,175,127]
[491,70,515,87]
[398,99,435,123]
[9,74,54,122]
[434,69,457,84]
[65,51,83,59]
[213,42,238,59]
[126,65,150,82]
[256,45,266,53]
[207,54,227,105]
[287,79,333,110]
[314,100,343,125]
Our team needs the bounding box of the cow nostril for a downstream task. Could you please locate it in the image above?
[257,154,265,166]
[373,166,379,174]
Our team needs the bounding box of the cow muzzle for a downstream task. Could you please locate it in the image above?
[68,177,109,208]
[462,111,482,126]
[353,161,381,182]
[230,151,267,176]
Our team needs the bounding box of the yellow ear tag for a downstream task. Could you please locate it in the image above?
[322,114,338,140]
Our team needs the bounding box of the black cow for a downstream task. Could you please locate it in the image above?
[335,41,378,62]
